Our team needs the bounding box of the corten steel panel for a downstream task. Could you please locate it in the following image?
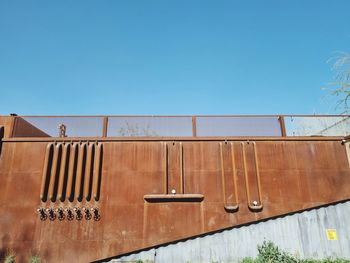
[12,117,51,138]
[0,116,14,138]
[114,201,350,262]
[0,139,350,262]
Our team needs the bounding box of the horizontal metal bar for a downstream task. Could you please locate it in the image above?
[2,136,345,143]
[144,194,204,202]
[3,114,350,118]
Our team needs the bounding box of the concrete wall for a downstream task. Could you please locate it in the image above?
[109,200,350,263]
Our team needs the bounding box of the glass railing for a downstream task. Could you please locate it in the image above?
[284,116,350,137]
[10,115,350,138]
[196,116,282,136]
[107,116,193,137]
[12,116,104,137]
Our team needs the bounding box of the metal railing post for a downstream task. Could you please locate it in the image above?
[192,116,197,137]
[279,115,286,137]
[102,116,108,137]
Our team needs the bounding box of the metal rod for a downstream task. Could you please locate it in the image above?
[75,143,87,202]
[66,143,78,201]
[279,116,287,137]
[192,116,197,137]
[241,142,250,205]
[179,142,184,194]
[230,142,239,208]
[163,142,168,194]
[48,143,62,202]
[40,143,54,201]
[220,142,226,204]
[57,143,69,201]
[93,143,102,201]
[4,136,345,143]
[12,114,350,118]
[103,116,108,137]
[84,143,95,201]
[242,142,263,211]
[252,142,263,207]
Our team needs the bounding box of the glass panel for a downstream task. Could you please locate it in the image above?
[285,116,350,136]
[13,117,104,137]
[196,116,282,137]
[107,117,193,137]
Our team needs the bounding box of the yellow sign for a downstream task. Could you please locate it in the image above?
[326,229,338,240]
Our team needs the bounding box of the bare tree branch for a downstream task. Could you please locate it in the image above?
[329,52,350,113]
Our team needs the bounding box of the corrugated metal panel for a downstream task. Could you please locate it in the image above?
[109,201,350,263]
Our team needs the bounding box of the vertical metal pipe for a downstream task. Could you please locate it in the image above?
[279,115,287,137]
[252,142,263,206]
[220,142,226,203]
[57,143,70,201]
[242,142,263,211]
[221,142,239,212]
[93,143,103,201]
[230,142,239,207]
[103,116,108,137]
[40,143,54,201]
[66,143,78,202]
[179,142,184,194]
[84,143,95,200]
[48,143,62,202]
[163,142,168,194]
[75,143,87,202]
[192,116,197,137]
[241,142,252,208]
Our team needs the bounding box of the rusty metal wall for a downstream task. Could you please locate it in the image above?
[0,116,14,138]
[0,116,350,262]
[110,200,350,263]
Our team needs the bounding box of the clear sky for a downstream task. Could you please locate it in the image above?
[0,1,349,115]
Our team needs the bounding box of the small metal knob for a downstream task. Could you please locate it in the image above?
[74,207,83,220]
[91,208,101,221]
[37,208,47,221]
[56,208,65,221]
[46,208,56,221]
[83,207,92,220]
[65,208,74,221]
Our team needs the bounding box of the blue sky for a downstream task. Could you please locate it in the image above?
[0,1,349,115]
